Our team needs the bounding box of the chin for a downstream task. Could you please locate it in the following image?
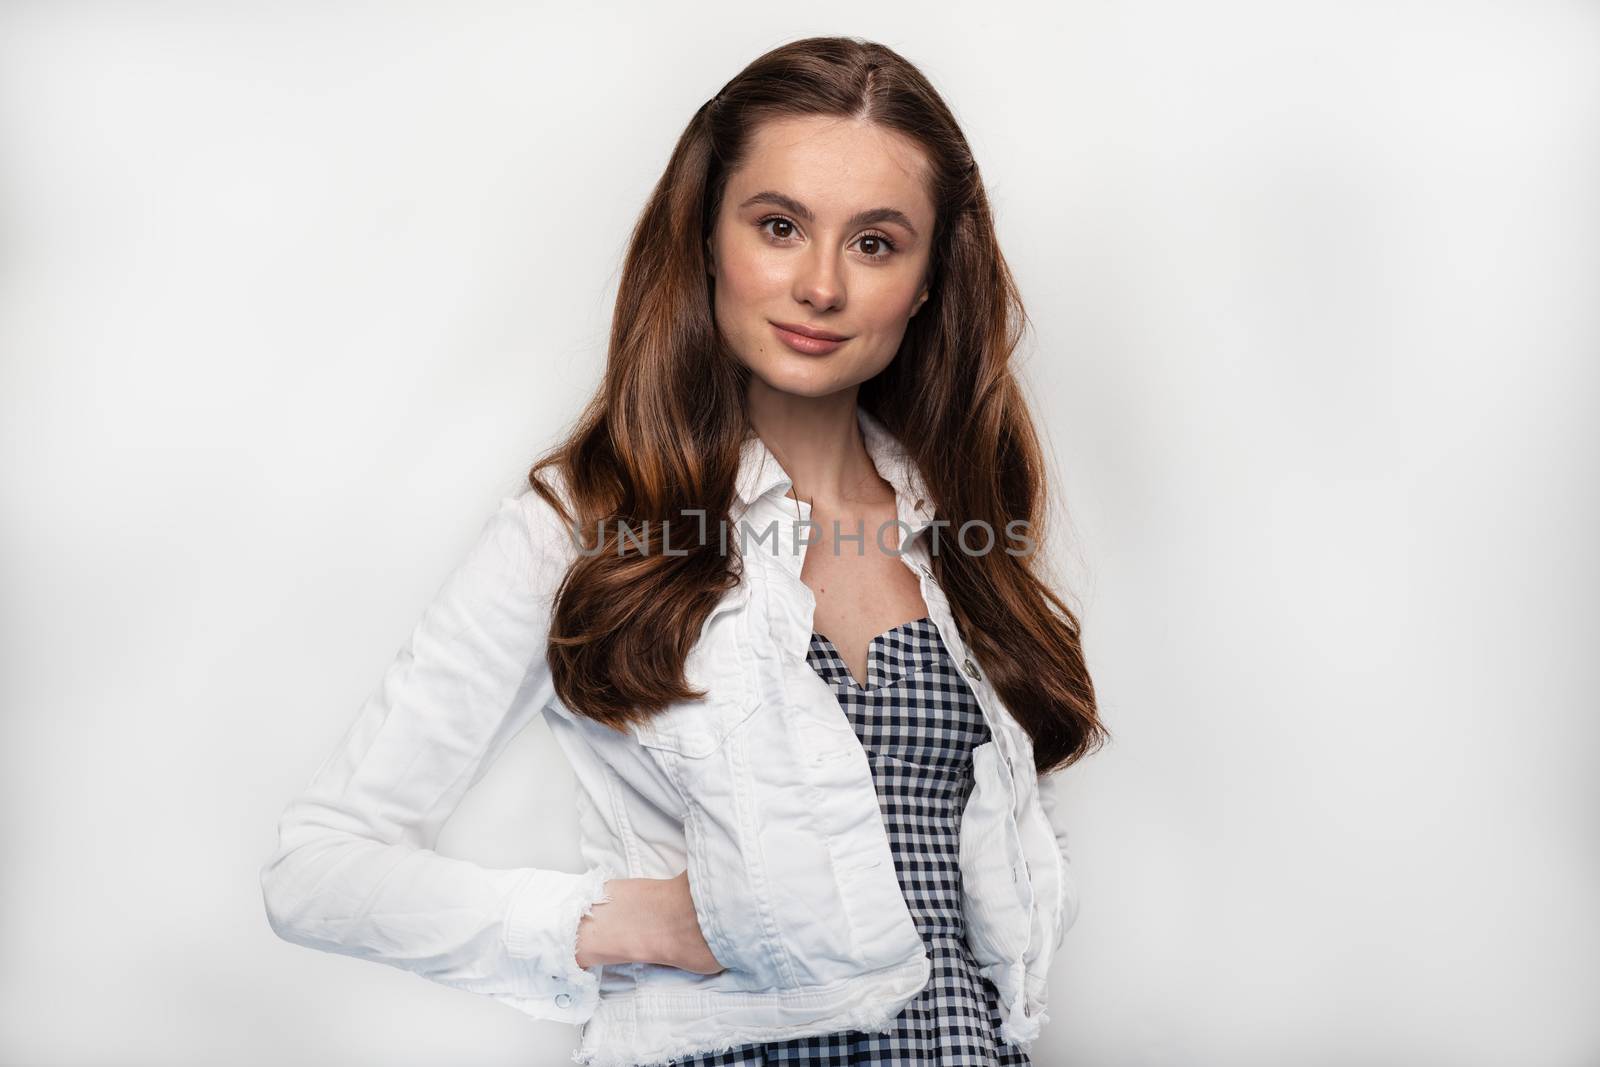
[759,374,842,400]
[745,357,857,400]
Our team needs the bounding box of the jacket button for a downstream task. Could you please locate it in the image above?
[555,992,573,1008]
[964,657,981,680]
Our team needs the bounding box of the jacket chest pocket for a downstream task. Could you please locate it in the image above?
[631,690,762,759]
[632,585,760,759]
[626,606,783,987]
[960,739,1035,966]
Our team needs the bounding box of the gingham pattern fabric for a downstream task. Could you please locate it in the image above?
[662,616,1031,1066]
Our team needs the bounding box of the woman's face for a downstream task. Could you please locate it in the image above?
[706,114,937,399]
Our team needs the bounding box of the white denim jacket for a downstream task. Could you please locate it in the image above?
[260,405,1081,1067]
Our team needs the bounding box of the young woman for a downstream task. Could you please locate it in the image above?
[261,35,1105,1067]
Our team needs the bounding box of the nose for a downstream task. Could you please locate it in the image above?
[791,244,845,312]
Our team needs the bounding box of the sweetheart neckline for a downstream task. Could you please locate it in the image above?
[809,615,934,692]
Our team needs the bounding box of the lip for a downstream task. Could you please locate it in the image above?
[772,320,849,341]
[771,320,851,355]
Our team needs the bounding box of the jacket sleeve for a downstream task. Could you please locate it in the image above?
[258,486,620,1026]
[1035,766,1081,947]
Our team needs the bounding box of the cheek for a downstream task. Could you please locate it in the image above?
[715,240,787,306]
[858,278,924,333]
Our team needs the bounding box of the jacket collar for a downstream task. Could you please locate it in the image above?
[733,404,936,539]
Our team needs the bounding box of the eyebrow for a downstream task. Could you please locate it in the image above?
[736,190,920,238]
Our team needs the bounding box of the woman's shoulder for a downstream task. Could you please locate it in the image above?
[519,464,579,540]
[470,468,581,601]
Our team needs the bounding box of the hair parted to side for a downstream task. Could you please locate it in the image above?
[526,35,1105,774]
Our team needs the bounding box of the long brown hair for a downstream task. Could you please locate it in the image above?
[527,35,1106,774]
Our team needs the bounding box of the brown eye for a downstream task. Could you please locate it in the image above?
[856,232,897,259]
[759,216,797,240]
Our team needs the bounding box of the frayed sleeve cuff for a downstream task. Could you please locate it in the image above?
[499,862,619,1024]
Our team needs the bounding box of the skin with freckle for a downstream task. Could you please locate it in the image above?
[706,114,934,400]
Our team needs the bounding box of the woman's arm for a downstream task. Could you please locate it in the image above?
[258,487,656,1025]
[576,870,725,975]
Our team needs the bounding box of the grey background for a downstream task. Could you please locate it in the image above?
[1,2,1596,1065]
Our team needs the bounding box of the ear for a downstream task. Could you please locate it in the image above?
[910,287,930,317]
[705,238,717,277]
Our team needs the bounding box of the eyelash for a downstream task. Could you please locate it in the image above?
[755,214,899,258]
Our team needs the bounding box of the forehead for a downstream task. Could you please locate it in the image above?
[726,114,935,225]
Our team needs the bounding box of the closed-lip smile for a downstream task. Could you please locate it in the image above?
[771,320,850,342]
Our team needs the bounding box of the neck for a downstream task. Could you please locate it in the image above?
[744,383,884,511]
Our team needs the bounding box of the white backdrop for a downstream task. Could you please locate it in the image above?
[1,3,1596,1065]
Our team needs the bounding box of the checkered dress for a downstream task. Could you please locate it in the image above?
[663,616,1031,1066]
